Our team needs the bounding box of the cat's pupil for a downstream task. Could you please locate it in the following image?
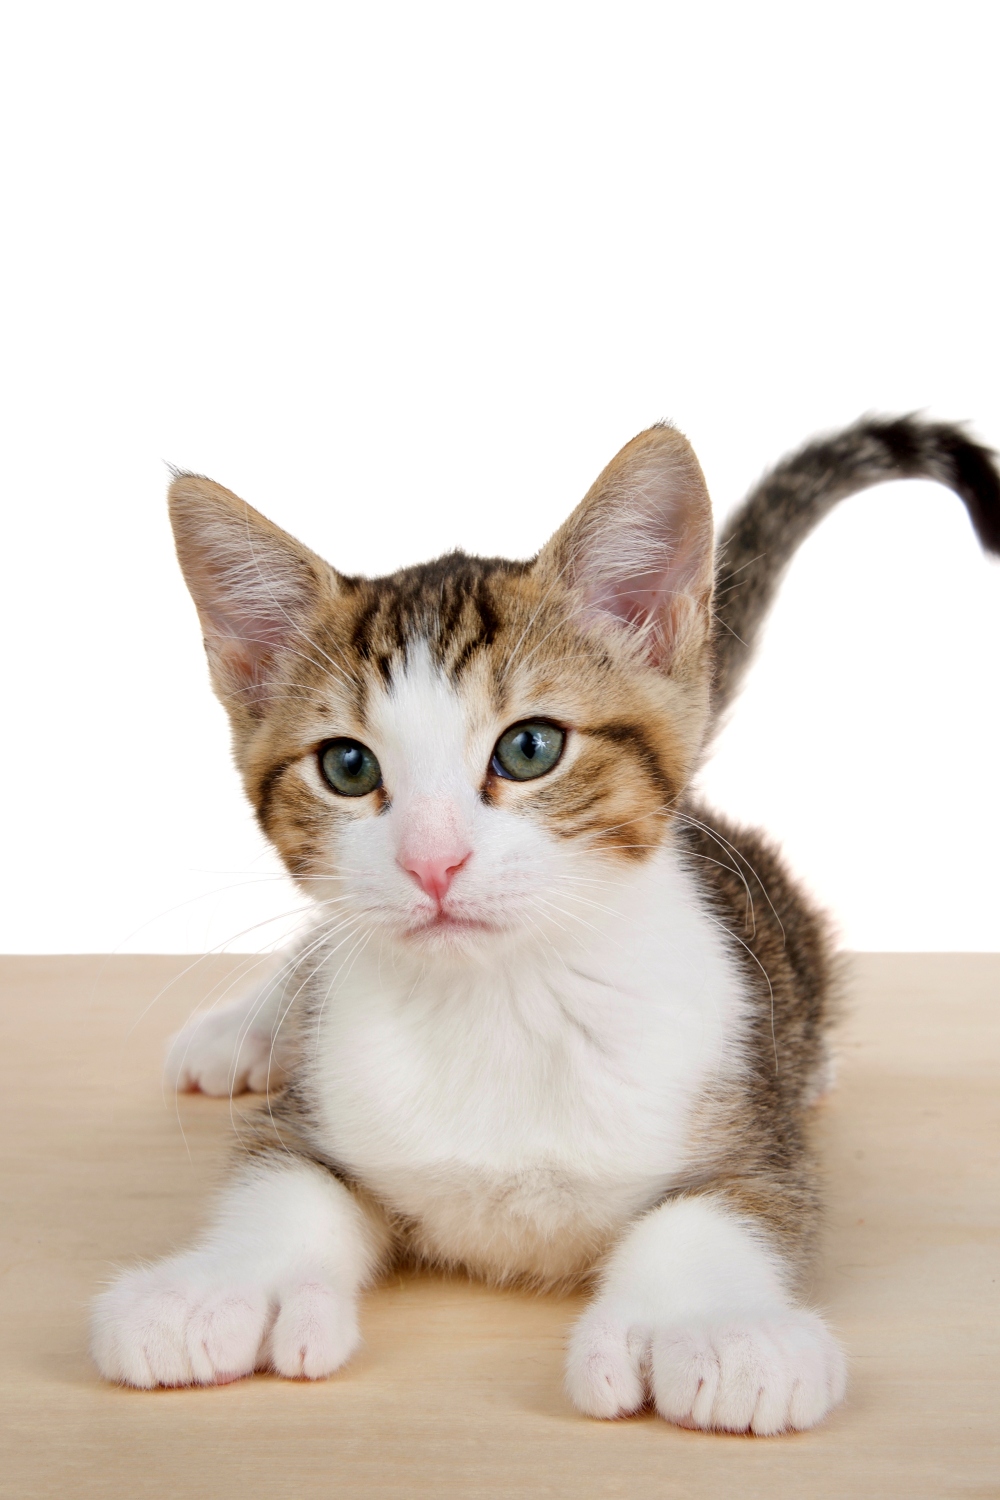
[343,747,362,776]
[518,732,537,760]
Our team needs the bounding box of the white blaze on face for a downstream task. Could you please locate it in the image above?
[373,643,484,807]
[370,644,480,908]
[325,643,518,936]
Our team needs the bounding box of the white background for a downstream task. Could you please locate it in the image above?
[1,1,998,953]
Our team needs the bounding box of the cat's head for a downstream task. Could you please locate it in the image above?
[169,425,714,957]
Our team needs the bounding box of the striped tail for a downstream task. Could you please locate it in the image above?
[710,414,1000,727]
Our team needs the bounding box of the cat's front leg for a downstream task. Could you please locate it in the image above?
[565,1194,846,1434]
[91,1158,391,1387]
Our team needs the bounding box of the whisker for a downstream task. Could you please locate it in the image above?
[134,904,315,1042]
[675,811,785,944]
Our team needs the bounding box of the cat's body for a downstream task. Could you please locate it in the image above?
[94,416,999,1433]
[172,802,829,1288]
[281,833,745,1288]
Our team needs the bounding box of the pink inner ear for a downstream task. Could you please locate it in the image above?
[189,556,313,698]
[540,426,715,670]
[589,563,685,631]
[208,631,276,701]
[170,477,331,710]
[199,581,298,661]
[571,483,713,667]
[195,534,314,645]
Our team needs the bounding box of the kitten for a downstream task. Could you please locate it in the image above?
[92,416,1000,1432]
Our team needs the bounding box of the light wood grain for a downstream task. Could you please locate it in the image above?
[0,954,997,1499]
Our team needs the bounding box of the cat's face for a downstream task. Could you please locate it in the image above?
[169,427,715,956]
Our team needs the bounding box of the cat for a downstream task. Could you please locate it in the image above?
[91,415,1000,1433]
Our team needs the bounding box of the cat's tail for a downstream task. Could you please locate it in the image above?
[710,413,1000,728]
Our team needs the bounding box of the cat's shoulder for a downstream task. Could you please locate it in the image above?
[675,799,837,1084]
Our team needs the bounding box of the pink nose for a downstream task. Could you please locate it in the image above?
[400,851,470,904]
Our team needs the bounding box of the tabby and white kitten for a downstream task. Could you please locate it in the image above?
[92,417,1000,1433]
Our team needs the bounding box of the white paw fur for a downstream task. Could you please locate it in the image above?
[565,1195,847,1433]
[566,1303,846,1434]
[268,1280,359,1379]
[91,1163,385,1388]
[91,1258,359,1388]
[165,1001,285,1096]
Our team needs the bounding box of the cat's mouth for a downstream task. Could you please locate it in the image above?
[405,910,500,940]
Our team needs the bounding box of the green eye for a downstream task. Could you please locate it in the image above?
[319,739,382,797]
[492,720,566,782]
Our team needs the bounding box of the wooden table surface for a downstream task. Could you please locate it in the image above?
[0,953,997,1499]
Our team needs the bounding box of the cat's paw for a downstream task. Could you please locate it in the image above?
[91,1261,360,1388]
[165,1007,283,1096]
[267,1281,359,1379]
[565,1304,846,1434]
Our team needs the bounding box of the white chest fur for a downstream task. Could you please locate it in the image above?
[306,847,749,1284]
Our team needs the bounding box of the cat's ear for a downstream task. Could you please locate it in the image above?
[168,473,335,716]
[536,424,714,676]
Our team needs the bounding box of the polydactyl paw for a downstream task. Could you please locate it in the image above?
[91,1258,360,1388]
[565,1302,846,1434]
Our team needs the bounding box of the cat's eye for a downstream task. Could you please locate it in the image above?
[491,720,566,782]
[318,738,382,797]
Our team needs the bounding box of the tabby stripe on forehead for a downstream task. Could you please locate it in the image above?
[344,555,529,690]
[587,722,676,803]
[349,595,398,685]
[447,587,501,680]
